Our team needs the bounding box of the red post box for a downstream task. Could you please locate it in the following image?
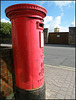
[5,4,47,99]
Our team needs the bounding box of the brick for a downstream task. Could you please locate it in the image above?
[58,80,65,83]
[1,67,7,71]
[8,71,12,76]
[56,93,65,99]
[62,83,69,88]
[55,82,63,87]
[1,69,8,74]
[1,64,7,69]
[67,88,73,93]
[8,76,12,80]
[8,78,13,82]
[1,73,8,78]
[0,48,14,97]
[49,94,56,99]
[1,81,6,87]
[1,84,9,91]
[50,91,57,96]
[65,95,72,99]
[9,82,13,87]
[1,85,6,91]
[4,90,12,97]
[52,86,60,91]
[46,90,51,98]
[64,80,71,84]
[1,59,6,66]
[1,76,8,81]
[71,94,75,99]
[1,79,4,83]
[58,90,67,95]
[66,91,73,96]
[8,76,12,81]
[4,87,10,93]
[9,86,13,90]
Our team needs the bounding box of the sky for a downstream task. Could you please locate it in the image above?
[1,0,75,32]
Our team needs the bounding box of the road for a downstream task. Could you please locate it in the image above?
[1,44,75,68]
[44,44,75,68]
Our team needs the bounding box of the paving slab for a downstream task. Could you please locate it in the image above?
[6,64,75,100]
[45,64,75,99]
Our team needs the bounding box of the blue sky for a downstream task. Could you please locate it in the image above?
[1,0,75,32]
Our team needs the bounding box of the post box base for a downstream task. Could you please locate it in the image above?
[14,84,45,100]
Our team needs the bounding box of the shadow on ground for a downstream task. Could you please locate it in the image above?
[44,44,75,48]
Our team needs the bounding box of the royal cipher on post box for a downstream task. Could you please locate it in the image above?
[5,4,47,99]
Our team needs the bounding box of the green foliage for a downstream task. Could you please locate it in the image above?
[0,22,11,35]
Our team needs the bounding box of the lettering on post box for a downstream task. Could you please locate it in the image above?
[38,77,44,82]
[38,48,44,83]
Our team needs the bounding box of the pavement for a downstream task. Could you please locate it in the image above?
[44,44,75,99]
[44,64,75,99]
[6,64,75,99]
[2,44,75,99]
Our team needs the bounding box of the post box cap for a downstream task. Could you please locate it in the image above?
[5,3,47,20]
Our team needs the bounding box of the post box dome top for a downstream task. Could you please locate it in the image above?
[5,3,47,20]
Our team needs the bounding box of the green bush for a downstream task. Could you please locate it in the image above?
[0,22,11,35]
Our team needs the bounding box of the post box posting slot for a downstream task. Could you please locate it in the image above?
[37,22,44,30]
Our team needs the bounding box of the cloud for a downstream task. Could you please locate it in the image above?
[37,1,46,6]
[69,21,75,27]
[55,1,72,7]
[36,1,53,6]
[44,16,53,25]
[36,1,73,9]
[60,20,75,32]
[61,13,64,17]
[59,26,69,32]
[44,14,75,32]
[54,1,72,11]
[44,15,61,32]
[1,18,11,23]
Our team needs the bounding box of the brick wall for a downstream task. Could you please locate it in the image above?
[0,47,15,99]
[48,32,69,44]
[69,27,76,45]
[43,28,49,44]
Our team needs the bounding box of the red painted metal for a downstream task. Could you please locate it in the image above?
[5,4,47,90]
